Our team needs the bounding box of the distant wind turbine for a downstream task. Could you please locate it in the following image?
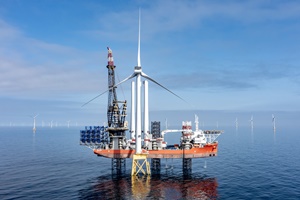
[165,118,168,130]
[31,114,39,133]
[250,115,254,131]
[272,114,276,132]
[235,117,238,131]
[195,114,199,131]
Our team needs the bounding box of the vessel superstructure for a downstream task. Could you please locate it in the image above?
[87,120,222,159]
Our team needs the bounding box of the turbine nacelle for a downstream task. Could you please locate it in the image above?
[134,66,142,73]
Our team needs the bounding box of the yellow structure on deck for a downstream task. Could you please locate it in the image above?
[131,154,151,176]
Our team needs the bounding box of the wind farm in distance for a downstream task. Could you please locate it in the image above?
[0,108,293,136]
[3,113,278,132]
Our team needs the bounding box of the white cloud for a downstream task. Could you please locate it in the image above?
[0,19,21,39]
[88,1,300,37]
[0,19,107,100]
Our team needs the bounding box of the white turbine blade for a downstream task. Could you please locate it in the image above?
[140,72,189,104]
[114,72,136,88]
[81,90,108,107]
[82,73,136,107]
[137,8,141,67]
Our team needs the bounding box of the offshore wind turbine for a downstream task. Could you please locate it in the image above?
[272,114,276,132]
[195,115,199,131]
[67,120,71,128]
[165,118,168,130]
[31,114,39,133]
[115,11,187,154]
[250,115,254,132]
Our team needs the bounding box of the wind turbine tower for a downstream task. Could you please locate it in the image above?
[32,114,39,133]
[129,11,185,175]
[195,115,199,131]
[250,115,254,132]
[272,114,276,132]
[165,118,168,130]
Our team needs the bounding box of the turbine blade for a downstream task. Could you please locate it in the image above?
[81,73,136,107]
[114,72,136,88]
[141,72,189,104]
[137,8,141,67]
[81,90,108,107]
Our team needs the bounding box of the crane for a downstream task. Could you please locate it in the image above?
[106,47,128,172]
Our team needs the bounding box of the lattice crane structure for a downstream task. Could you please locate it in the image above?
[106,47,128,172]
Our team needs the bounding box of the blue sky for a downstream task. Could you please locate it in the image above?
[0,0,300,126]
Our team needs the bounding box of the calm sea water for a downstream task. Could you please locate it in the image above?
[0,125,300,199]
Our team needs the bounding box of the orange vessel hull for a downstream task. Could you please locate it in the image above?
[94,143,218,159]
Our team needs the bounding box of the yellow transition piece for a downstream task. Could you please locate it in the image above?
[131,154,151,176]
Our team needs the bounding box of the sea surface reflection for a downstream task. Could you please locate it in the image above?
[79,171,218,199]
